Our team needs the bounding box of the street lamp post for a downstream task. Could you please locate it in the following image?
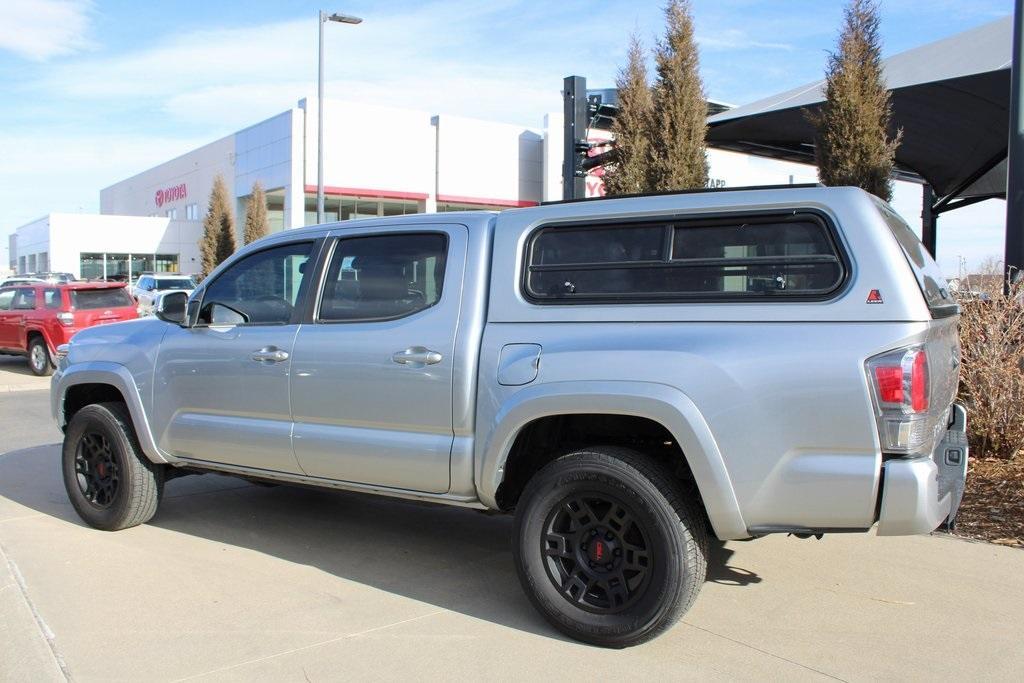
[317,10,362,225]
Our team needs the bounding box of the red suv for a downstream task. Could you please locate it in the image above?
[0,282,138,376]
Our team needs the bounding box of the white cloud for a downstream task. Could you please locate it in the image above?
[0,0,94,61]
[697,29,793,52]
[36,2,617,128]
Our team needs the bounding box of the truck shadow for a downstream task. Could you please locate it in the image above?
[0,445,762,641]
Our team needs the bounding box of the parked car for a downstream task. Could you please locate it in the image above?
[131,273,197,316]
[0,282,137,375]
[51,186,967,647]
[35,272,77,284]
[0,276,44,288]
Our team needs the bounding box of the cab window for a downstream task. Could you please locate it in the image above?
[0,288,13,310]
[199,242,314,325]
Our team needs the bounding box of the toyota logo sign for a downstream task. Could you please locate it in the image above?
[155,183,187,207]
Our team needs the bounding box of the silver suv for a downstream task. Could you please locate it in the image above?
[131,273,196,316]
[51,186,967,647]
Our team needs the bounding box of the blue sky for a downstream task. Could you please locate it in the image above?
[0,0,1014,275]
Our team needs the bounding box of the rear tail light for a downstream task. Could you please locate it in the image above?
[57,311,74,326]
[866,346,942,457]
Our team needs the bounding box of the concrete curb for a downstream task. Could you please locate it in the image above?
[0,384,49,393]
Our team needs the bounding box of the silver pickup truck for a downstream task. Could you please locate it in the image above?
[51,185,967,647]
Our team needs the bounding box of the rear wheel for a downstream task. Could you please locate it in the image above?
[27,337,53,376]
[513,446,708,648]
[61,402,164,531]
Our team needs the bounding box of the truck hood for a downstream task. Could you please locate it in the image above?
[66,317,171,367]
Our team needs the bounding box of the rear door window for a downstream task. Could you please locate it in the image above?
[12,288,37,310]
[874,201,957,317]
[0,289,13,310]
[71,288,134,309]
[317,233,448,322]
[43,288,62,309]
[525,213,845,302]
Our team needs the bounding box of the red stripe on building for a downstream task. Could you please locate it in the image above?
[303,185,430,201]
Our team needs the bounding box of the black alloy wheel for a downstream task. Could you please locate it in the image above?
[74,432,120,508]
[542,493,653,613]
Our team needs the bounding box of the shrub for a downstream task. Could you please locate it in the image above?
[956,271,1024,460]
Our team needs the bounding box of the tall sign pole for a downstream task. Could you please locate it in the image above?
[317,11,327,225]
[1005,0,1024,287]
[562,76,588,201]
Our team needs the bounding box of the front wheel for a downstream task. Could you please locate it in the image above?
[513,447,708,648]
[62,402,164,531]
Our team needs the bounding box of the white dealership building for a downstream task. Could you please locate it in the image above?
[10,96,823,279]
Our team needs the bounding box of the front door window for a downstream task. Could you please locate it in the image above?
[199,242,314,325]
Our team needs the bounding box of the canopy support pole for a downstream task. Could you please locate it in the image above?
[922,184,938,257]
[1005,0,1024,288]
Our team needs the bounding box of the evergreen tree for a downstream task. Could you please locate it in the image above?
[243,181,270,245]
[809,0,901,201]
[649,0,708,191]
[604,34,655,196]
[199,174,235,278]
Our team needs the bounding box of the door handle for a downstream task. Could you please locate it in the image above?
[250,346,290,363]
[391,346,443,366]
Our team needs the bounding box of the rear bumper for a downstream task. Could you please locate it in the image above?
[877,404,968,536]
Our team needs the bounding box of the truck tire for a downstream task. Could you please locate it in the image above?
[27,337,53,376]
[513,446,708,648]
[61,402,164,531]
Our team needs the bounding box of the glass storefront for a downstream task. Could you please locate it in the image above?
[303,195,421,226]
[79,252,180,282]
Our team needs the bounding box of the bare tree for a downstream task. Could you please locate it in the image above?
[243,181,270,245]
[604,34,655,195]
[809,0,901,201]
[649,0,708,191]
[199,174,236,278]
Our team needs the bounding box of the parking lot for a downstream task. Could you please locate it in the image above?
[1,368,1022,681]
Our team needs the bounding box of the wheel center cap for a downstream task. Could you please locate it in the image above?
[588,538,610,564]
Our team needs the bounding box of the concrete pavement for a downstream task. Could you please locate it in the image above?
[0,354,51,393]
[1,389,1022,681]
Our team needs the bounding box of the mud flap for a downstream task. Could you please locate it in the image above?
[934,403,968,531]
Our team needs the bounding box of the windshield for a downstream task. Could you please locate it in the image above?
[874,200,958,317]
[154,278,194,290]
[71,288,134,309]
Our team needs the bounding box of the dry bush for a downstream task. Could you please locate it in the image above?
[956,268,1024,460]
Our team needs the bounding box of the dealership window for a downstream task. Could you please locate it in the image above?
[185,203,200,221]
[37,252,48,272]
[18,256,26,274]
[267,196,285,232]
[437,202,513,212]
[165,208,178,219]
[131,255,154,280]
[303,196,421,226]
[79,252,181,281]
[27,254,37,272]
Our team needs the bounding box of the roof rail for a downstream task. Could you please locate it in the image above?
[541,183,823,206]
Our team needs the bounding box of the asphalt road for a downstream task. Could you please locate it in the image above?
[1,387,1022,681]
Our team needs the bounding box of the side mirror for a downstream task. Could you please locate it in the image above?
[154,291,189,326]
